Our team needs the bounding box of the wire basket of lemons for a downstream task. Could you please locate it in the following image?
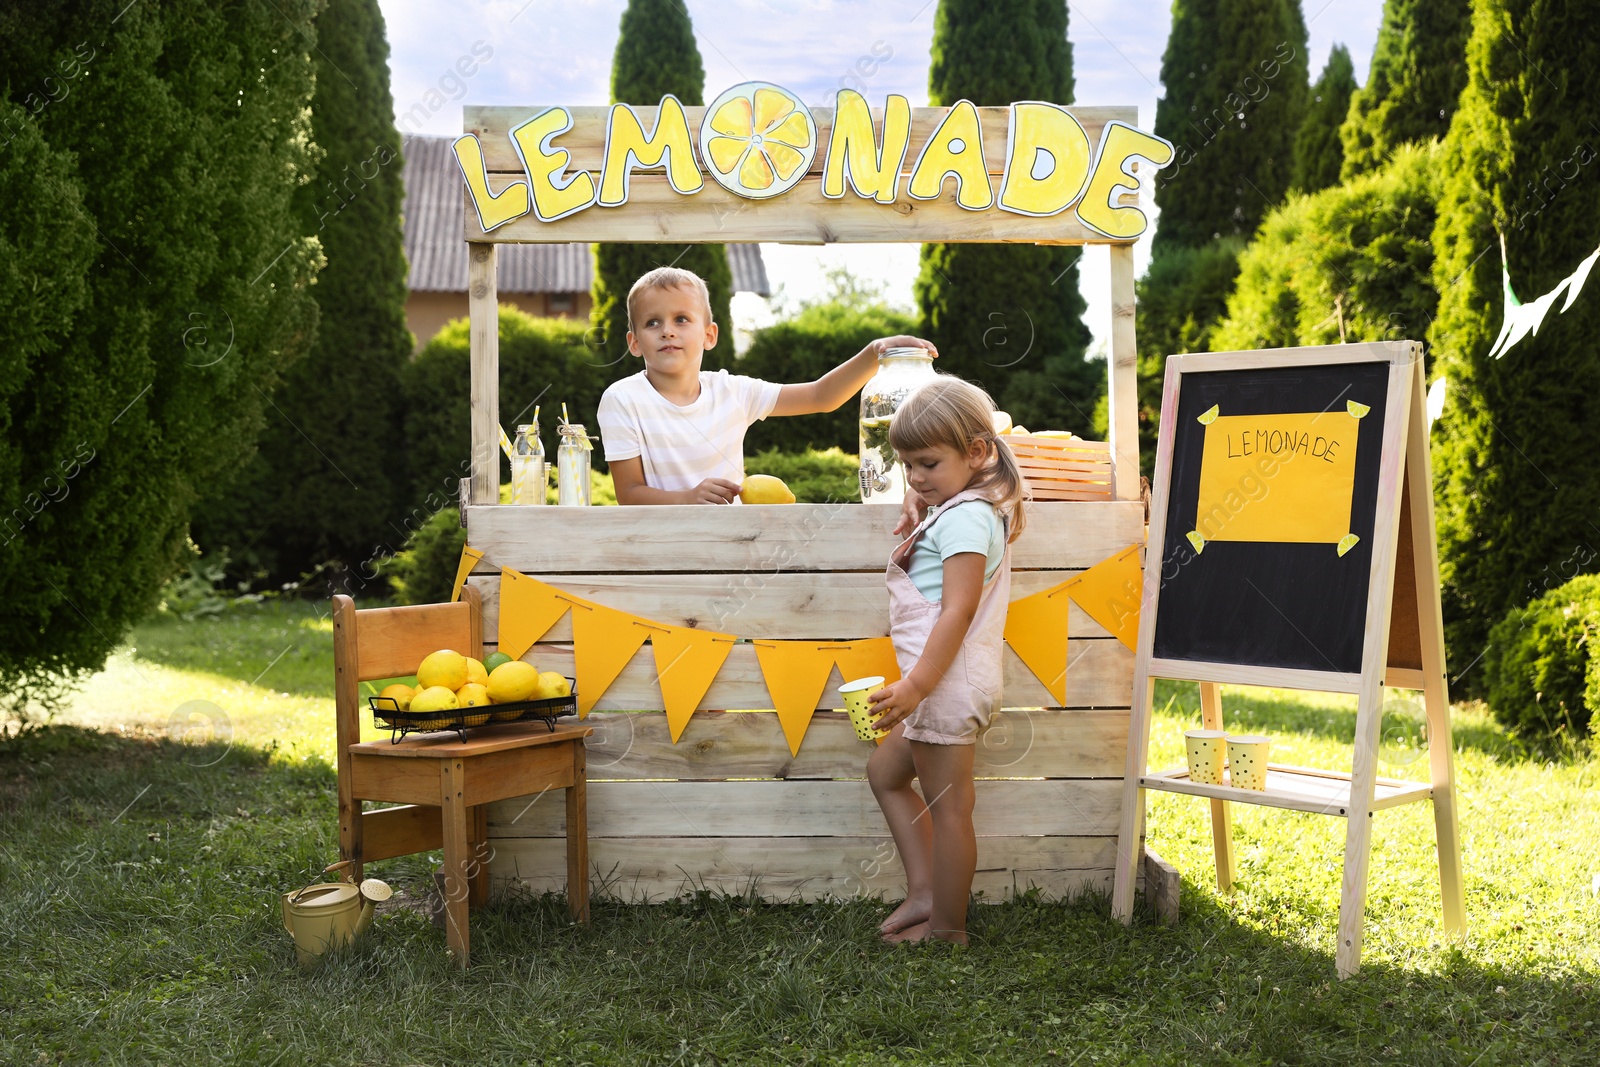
[367,649,576,743]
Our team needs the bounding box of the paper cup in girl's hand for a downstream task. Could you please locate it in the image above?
[1226,735,1271,790]
[1184,729,1226,785]
[840,677,889,742]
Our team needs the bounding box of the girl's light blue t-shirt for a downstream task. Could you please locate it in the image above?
[906,500,1006,602]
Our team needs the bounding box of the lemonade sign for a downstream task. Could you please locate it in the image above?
[453,82,1175,239]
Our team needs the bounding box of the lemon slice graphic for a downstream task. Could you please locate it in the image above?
[1337,533,1361,557]
[1186,530,1207,554]
[1347,400,1370,418]
[1197,404,1219,425]
[700,81,817,199]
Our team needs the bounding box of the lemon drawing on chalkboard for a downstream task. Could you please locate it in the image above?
[1197,404,1219,425]
[1186,530,1207,554]
[1347,400,1370,419]
[700,82,816,199]
[1337,533,1361,557]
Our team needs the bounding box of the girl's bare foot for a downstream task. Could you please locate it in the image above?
[882,920,930,943]
[879,896,931,935]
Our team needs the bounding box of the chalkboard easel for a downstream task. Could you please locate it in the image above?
[1109,342,1465,979]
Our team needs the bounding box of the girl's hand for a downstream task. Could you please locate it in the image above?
[868,677,929,732]
[872,335,938,359]
[892,487,929,537]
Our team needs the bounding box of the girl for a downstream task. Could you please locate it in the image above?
[866,377,1027,945]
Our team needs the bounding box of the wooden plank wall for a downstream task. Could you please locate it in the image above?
[462,104,1140,245]
[475,500,1148,902]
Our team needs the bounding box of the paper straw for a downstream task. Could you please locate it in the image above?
[498,425,515,461]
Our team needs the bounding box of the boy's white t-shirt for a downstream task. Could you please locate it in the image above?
[597,369,782,494]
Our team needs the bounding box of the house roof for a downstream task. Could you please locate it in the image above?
[401,135,771,296]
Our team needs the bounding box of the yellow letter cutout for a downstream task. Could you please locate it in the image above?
[452,134,530,232]
[598,95,704,207]
[509,107,597,223]
[1074,121,1174,240]
[906,99,991,210]
[998,102,1093,216]
[822,90,912,203]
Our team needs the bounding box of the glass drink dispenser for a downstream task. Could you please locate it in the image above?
[858,346,938,505]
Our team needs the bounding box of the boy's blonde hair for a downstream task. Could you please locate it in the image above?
[889,377,1028,542]
[626,267,714,331]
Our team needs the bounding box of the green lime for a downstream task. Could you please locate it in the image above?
[483,651,514,673]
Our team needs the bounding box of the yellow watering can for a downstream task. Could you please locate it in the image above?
[280,860,392,967]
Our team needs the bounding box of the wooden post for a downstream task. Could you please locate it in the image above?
[1198,681,1236,892]
[331,595,363,882]
[1405,357,1466,938]
[1108,243,1140,501]
[469,243,499,507]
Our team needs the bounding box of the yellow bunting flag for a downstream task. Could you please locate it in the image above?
[451,546,485,603]
[1002,580,1074,705]
[497,569,570,661]
[829,636,903,689]
[753,641,842,756]
[568,600,651,717]
[645,623,737,743]
[1062,544,1143,651]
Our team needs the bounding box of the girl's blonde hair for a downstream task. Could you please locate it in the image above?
[888,377,1027,542]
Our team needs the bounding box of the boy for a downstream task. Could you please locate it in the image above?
[598,266,936,504]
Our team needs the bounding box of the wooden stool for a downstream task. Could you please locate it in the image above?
[332,590,591,967]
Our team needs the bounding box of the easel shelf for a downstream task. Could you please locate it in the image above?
[1140,764,1433,817]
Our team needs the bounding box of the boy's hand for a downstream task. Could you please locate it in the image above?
[683,477,741,504]
[892,487,929,537]
[871,335,938,359]
[868,677,929,732]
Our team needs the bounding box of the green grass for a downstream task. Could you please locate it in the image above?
[2,602,1598,1065]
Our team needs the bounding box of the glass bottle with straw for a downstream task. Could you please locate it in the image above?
[510,406,546,505]
[555,403,593,506]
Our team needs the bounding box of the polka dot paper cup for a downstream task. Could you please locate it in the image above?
[839,676,889,742]
[1184,729,1227,785]
[1226,734,1271,790]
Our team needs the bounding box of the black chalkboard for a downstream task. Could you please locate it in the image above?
[1150,360,1391,675]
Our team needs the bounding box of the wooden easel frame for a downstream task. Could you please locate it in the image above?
[1110,341,1465,977]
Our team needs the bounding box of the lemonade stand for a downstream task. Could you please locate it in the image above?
[444,85,1176,906]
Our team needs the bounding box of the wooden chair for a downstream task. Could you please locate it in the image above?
[332,586,591,967]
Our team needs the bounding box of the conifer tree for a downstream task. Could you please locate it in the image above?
[1429,0,1600,687]
[1152,0,1311,250]
[914,0,1099,435]
[194,0,412,584]
[0,0,320,708]
[1291,44,1357,194]
[1340,0,1472,179]
[590,0,733,380]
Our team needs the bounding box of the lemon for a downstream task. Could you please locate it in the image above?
[740,474,795,504]
[991,411,1013,435]
[536,671,572,700]
[417,649,468,691]
[700,81,816,199]
[487,660,541,703]
[456,682,491,708]
[464,657,488,687]
[483,651,514,673]
[410,685,460,714]
[1034,430,1078,439]
[377,683,414,711]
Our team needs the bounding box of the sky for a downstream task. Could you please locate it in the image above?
[378,0,1386,354]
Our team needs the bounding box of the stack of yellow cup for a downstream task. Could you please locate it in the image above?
[839,676,889,742]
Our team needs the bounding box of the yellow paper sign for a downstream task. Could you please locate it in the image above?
[1193,409,1362,546]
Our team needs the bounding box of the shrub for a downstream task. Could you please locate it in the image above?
[400,308,608,506]
[746,448,859,503]
[1484,575,1600,739]
[737,300,915,455]
[386,507,466,607]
